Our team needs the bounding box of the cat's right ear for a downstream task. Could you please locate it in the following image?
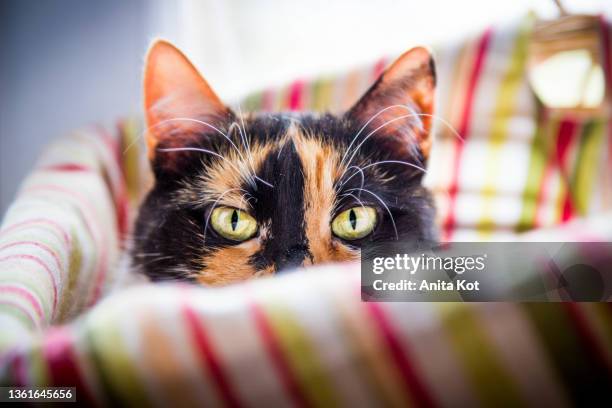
[143,40,232,162]
[346,47,436,161]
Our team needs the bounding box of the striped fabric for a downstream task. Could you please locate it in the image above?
[243,17,612,242]
[1,16,611,407]
[1,263,612,406]
[0,121,149,341]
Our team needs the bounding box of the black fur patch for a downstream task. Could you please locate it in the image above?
[249,139,311,271]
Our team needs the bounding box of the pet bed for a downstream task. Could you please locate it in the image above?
[1,18,611,406]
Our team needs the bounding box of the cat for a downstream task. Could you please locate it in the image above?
[131,40,437,285]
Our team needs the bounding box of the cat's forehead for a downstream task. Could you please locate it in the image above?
[245,112,354,144]
[177,115,348,210]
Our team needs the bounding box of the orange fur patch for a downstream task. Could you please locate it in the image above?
[196,237,274,286]
[174,130,275,210]
[292,128,359,264]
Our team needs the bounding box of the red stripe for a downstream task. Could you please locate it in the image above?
[43,327,97,405]
[0,240,63,273]
[554,119,577,222]
[366,303,436,408]
[534,160,559,229]
[0,254,58,314]
[442,28,493,240]
[42,163,92,172]
[23,186,100,243]
[0,284,45,321]
[9,352,28,385]
[288,80,305,111]
[532,116,583,227]
[24,184,107,305]
[182,303,242,408]
[250,302,310,408]
[0,218,71,246]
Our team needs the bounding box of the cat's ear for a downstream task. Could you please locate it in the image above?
[346,47,435,160]
[143,39,232,160]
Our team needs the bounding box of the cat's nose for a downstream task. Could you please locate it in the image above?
[275,244,311,273]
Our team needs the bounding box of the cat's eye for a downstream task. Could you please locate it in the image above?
[331,206,377,240]
[210,207,258,241]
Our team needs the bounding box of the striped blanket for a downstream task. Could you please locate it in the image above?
[0,17,611,406]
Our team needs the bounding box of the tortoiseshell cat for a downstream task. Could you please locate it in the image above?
[132,40,437,285]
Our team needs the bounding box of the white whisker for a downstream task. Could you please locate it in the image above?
[341,104,419,166]
[341,192,367,211]
[344,113,416,167]
[410,112,465,143]
[233,108,255,167]
[229,121,257,188]
[362,160,427,174]
[157,147,256,188]
[340,160,427,188]
[338,165,365,191]
[341,104,465,167]
[237,192,257,210]
[148,117,248,163]
[237,105,252,152]
[254,175,274,188]
[236,106,274,189]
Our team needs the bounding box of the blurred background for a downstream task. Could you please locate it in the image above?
[0,0,611,214]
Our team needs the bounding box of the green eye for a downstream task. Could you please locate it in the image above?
[331,206,377,240]
[210,207,258,241]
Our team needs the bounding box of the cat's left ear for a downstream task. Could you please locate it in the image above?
[346,47,435,160]
[143,39,232,160]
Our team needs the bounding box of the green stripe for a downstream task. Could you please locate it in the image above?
[264,302,340,407]
[522,304,611,406]
[570,119,606,214]
[0,304,36,331]
[489,24,531,146]
[477,16,531,233]
[62,229,83,318]
[516,118,555,232]
[242,91,263,111]
[29,346,50,385]
[121,119,143,203]
[86,315,151,406]
[438,304,523,407]
[312,77,334,112]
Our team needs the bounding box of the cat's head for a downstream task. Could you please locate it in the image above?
[132,40,437,285]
